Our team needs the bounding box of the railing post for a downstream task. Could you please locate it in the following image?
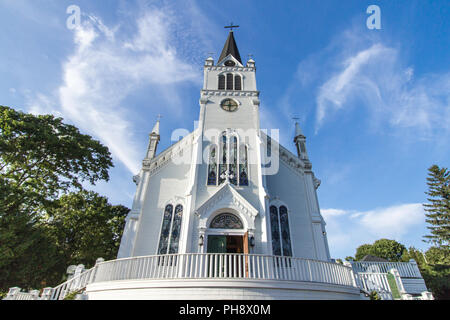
[41,287,54,300]
[5,287,21,300]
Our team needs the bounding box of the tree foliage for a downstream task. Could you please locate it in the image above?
[423,165,450,250]
[42,191,129,268]
[355,239,407,262]
[0,106,127,293]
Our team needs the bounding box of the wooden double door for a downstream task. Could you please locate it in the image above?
[207,233,249,254]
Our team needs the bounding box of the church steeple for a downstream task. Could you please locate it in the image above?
[218,29,242,65]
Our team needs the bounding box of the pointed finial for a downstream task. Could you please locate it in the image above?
[292,117,304,137]
[151,115,161,135]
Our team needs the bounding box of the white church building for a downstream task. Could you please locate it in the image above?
[4,29,435,302]
[79,29,361,300]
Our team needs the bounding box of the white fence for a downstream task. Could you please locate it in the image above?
[4,253,357,300]
[93,253,356,287]
[350,260,422,278]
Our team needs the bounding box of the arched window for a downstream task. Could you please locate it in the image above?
[270,206,281,256]
[157,205,173,254]
[218,74,225,90]
[269,205,292,257]
[226,73,234,90]
[229,136,238,185]
[218,133,227,185]
[210,213,243,229]
[157,204,183,254]
[207,145,217,185]
[279,206,292,256]
[239,144,248,186]
[208,132,249,187]
[234,75,242,90]
[169,205,183,254]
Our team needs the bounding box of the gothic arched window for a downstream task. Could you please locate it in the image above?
[279,206,292,256]
[169,205,183,254]
[229,136,238,185]
[218,133,227,185]
[239,144,249,186]
[207,145,217,185]
[208,132,249,187]
[218,74,225,90]
[210,213,243,229]
[270,205,292,257]
[270,206,281,256]
[157,205,173,254]
[157,204,183,254]
[234,75,242,90]
[226,73,234,90]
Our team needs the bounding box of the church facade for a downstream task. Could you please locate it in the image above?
[84,30,361,300]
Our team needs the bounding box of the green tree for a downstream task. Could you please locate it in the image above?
[0,106,113,214]
[0,106,114,292]
[423,165,450,250]
[42,191,129,268]
[354,244,373,261]
[403,246,450,300]
[354,239,406,262]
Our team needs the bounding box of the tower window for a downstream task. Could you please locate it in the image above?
[218,75,225,90]
[226,73,234,90]
[219,73,243,91]
[234,75,242,90]
[207,132,249,187]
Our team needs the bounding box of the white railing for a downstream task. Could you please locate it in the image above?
[4,254,357,300]
[355,272,394,300]
[48,266,97,300]
[350,261,421,278]
[93,253,356,288]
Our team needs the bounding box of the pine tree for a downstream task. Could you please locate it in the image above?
[423,165,450,250]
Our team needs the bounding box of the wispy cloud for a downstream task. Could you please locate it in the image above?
[314,34,450,135]
[322,203,426,258]
[27,4,212,174]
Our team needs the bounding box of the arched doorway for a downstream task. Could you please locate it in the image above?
[206,213,249,254]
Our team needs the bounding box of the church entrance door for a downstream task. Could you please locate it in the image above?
[206,235,245,253]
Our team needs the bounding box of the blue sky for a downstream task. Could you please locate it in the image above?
[1,0,449,259]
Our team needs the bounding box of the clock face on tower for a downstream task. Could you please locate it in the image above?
[221,99,238,112]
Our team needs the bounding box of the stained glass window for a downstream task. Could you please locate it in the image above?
[157,204,183,255]
[169,205,183,254]
[218,134,227,185]
[239,144,248,186]
[279,206,292,256]
[218,74,225,90]
[230,136,238,185]
[270,206,281,256]
[210,213,243,229]
[157,205,173,254]
[210,132,249,187]
[207,146,217,185]
[270,205,292,257]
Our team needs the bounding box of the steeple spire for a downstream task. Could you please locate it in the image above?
[218,27,242,64]
[146,117,161,159]
[294,121,309,162]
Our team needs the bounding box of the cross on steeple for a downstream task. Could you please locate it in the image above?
[224,23,239,31]
[157,114,163,121]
